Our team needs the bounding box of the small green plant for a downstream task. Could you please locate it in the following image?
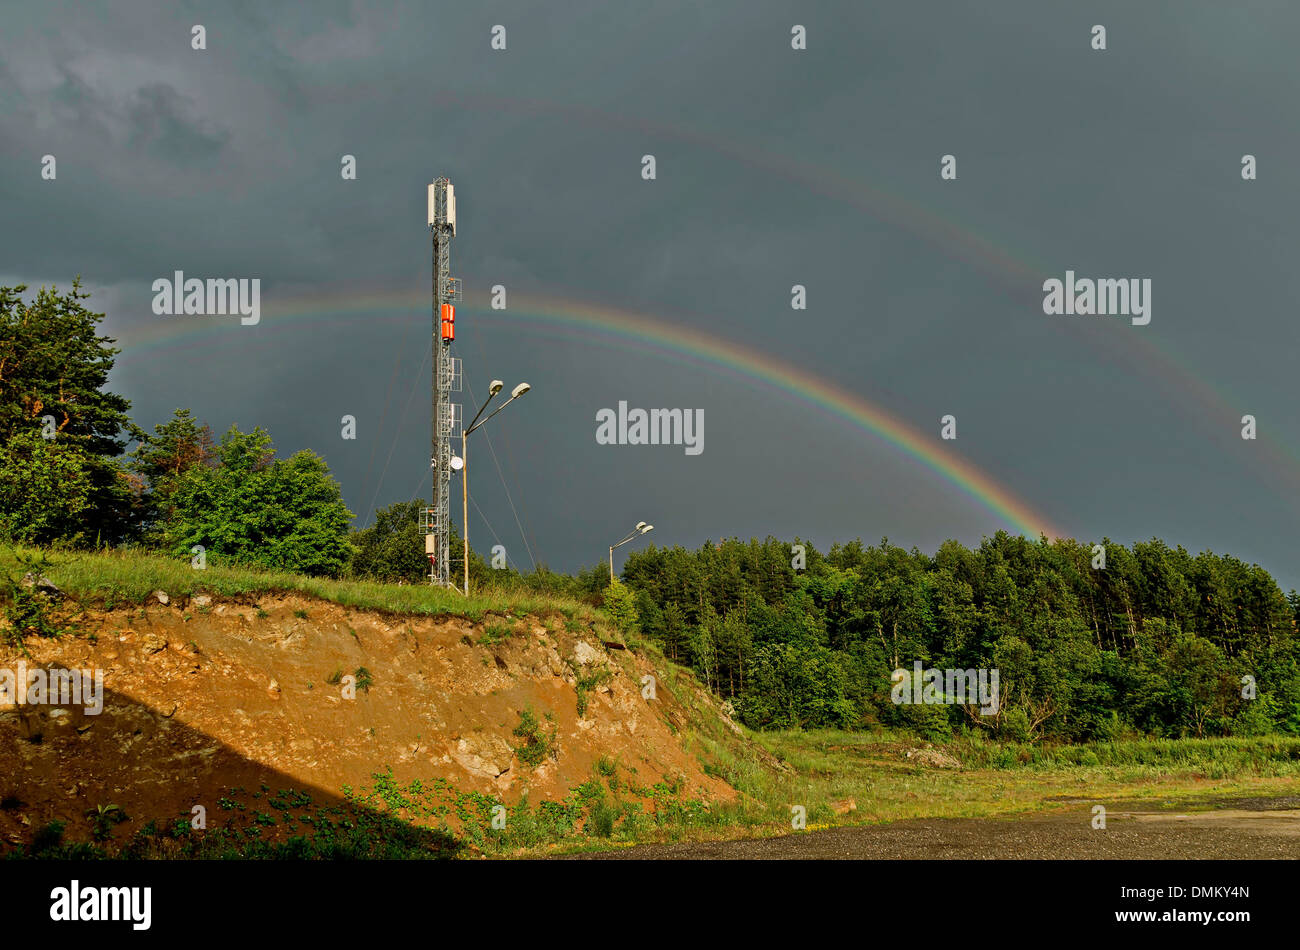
[85,803,129,842]
[477,622,514,646]
[2,556,75,652]
[271,788,313,810]
[293,609,308,619]
[511,708,555,767]
[256,607,269,619]
[354,667,373,693]
[574,665,613,718]
[325,669,342,686]
[31,819,66,854]
[588,798,619,838]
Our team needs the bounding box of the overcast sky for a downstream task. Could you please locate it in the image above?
[4,1,1299,587]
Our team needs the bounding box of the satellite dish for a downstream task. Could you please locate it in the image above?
[450,456,464,471]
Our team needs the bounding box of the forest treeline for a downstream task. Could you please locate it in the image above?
[618,534,1300,741]
[4,283,1299,742]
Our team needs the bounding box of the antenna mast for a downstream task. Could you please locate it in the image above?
[423,178,461,585]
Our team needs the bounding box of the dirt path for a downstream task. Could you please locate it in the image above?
[569,796,1300,859]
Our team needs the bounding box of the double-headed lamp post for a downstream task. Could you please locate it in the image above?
[609,521,654,584]
[460,380,531,596]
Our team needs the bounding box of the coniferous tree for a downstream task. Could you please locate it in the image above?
[0,282,136,543]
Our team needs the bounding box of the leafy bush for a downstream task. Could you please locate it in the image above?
[161,425,354,577]
[511,708,555,767]
[601,580,639,635]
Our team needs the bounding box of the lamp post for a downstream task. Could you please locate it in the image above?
[609,521,654,584]
[461,380,531,596]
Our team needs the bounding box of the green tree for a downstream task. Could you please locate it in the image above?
[349,499,487,586]
[602,579,640,636]
[131,408,215,539]
[1165,634,1233,737]
[164,425,354,576]
[0,429,95,544]
[350,499,430,583]
[660,602,688,661]
[0,282,136,542]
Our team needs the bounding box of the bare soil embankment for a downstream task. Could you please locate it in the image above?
[0,592,737,849]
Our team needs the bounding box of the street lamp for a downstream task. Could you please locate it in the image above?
[609,522,654,584]
[461,380,531,596]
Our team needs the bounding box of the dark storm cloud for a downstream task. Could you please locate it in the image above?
[125,83,230,163]
[3,1,1300,587]
[49,65,113,138]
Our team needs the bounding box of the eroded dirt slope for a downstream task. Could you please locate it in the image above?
[0,592,737,845]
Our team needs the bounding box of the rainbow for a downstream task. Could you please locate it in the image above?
[401,92,1290,493]
[111,87,1286,493]
[111,288,1062,539]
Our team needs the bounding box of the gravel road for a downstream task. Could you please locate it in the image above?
[569,796,1300,859]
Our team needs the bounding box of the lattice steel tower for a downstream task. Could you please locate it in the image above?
[422,178,461,585]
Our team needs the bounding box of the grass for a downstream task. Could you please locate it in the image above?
[574,665,613,717]
[8,770,710,859]
[647,726,1300,845]
[573,657,1300,849]
[11,784,467,860]
[0,545,593,622]
[476,621,515,646]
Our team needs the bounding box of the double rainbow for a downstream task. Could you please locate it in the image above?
[113,287,1062,539]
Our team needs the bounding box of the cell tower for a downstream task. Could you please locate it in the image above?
[422,178,462,585]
